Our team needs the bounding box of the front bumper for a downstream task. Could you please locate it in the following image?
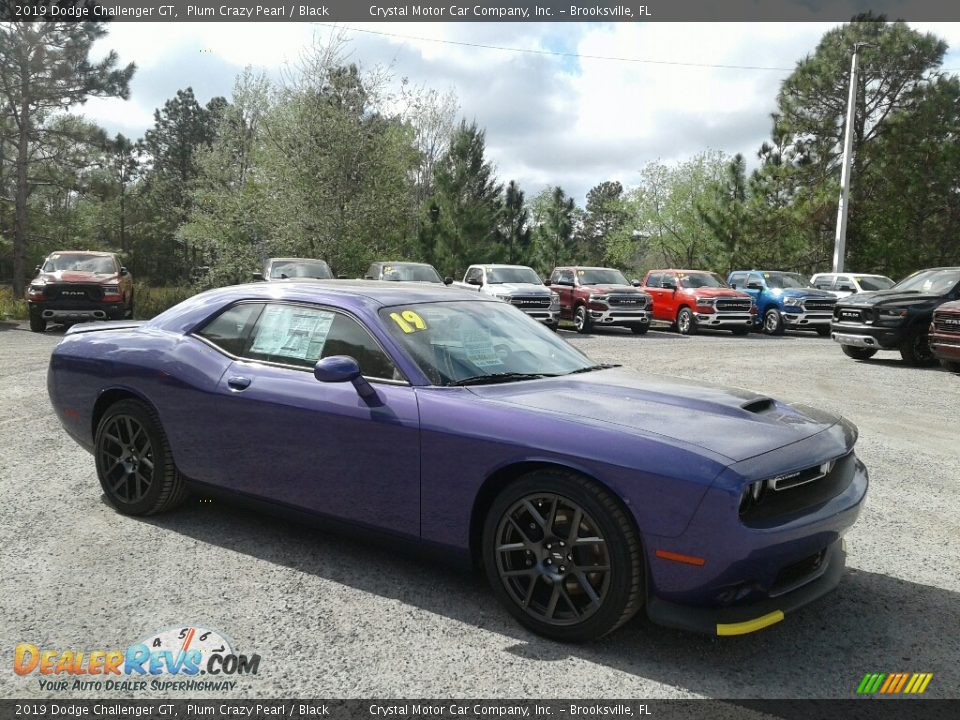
[830,321,903,350]
[30,302,126,322]
[589,307,652,326]
[780,309,833,328]
[695,311,753,328]
[929,330,960,361]
[526,308,559,326]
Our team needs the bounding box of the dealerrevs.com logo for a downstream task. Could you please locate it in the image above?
[14,626,261,693]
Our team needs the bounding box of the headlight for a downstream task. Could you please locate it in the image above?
[878,308,908,318]
[27,284,44,297]
[589,294,609,302]
[493,294,512,302]
[739,480,765,515]
[102,285,120,294]
[550,292,560,304]
[784,297,803,307]
[695,297,716,306]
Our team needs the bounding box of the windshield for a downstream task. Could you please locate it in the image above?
[764,272,811,289]
[270,261,332,279]
[577,268,629,286]
[894,268,960,294]
[382,264,442,282]
[486,267,542,285]
[856,276,895,291]
[380,301,595,386]
[678,272,728,289]
[43,253,116,274]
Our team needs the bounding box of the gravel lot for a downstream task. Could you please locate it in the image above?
[2,319,958,700]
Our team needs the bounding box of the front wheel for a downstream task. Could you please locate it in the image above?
[762,308,784,335]
[676,308,697,335]
[95,399,188,515]
[574,305,592,334]
[941,359,960,373]
[482,471,644,642]
[29,314,46,333]
[899,328,936,367]
[841,345,877,360]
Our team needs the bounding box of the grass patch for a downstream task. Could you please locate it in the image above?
[0,286,28,320]
[133,284,197,320]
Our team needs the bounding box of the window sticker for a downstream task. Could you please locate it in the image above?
[577,270,585,276]
[390,310,428,333]
[763,273,771,278]
[250,305,334,361]
[459,325,503,368]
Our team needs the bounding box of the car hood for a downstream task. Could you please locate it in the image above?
[776,287,835,299]
[469,368,840,463]
[487,283,550,295]
[935,300,960,315]
[36,270,119,284]
[837,289,944,308]
[684,287,750,299]
[581,284,646,294]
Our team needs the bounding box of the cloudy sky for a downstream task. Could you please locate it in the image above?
[82,21,960,202]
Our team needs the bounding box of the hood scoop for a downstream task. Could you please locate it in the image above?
[741,397,776,414]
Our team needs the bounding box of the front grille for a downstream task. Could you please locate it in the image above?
[933,315,960,333]
[771,550,827,595]
[740,452,856,526]
[715,298,752,313]
[608,294,648,308]
[804,298,836,312]
[44,284,103,302]
[835,307,866,323]
[509,296,551,309]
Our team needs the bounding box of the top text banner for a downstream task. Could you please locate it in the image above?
[4,1,960,22]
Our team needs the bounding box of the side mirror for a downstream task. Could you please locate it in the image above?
[314,355,377,401]
[119,267,129,276]
[467,277,482,286]
[746,282,763,290]
[251,272,264,281]
[443,277,453,285]
[630,279,641,287]
[34,265,41,274]
[838,284,855,292]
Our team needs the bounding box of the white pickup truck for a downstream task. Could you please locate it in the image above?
[452,264,560,329]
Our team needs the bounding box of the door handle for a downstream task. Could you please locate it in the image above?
[227,376,251,391]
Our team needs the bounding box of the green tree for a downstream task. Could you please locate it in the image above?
[582,180,626,265]
[0,21,134,294]
[500,180,532,265]
[530,186,576,275]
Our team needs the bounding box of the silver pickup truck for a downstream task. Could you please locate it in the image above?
[452,264,560,330]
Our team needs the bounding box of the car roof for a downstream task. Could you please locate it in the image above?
[649,269,718,274]
[267,257,330,264]
[372,261,435,266]
[478,264,535,269]
[48,250,116,257]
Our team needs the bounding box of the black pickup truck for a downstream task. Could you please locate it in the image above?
[830,267,960,366]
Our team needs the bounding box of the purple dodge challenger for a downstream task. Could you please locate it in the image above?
[48,281,867,641]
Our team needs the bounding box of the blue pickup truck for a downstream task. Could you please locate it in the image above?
[727,270,838,335]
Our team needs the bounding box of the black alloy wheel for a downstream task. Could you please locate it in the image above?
[899,328,937,367]
[483,471,644,642]
[574,305,592,334]
[841,345,877,360]
[676,307,697,335]
[95,399,187,515]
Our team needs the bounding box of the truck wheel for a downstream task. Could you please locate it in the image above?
[815,326,831,337]
[482,469,644,642]
[899,328,936,367]
[630,325,648,335]
[29,314,46,333]
[841,345,877,360]
[941,359,960,373]
[574,305,592,334]
[762,308,785,335]
[676,308,697,335]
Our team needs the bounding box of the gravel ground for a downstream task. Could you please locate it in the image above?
[1,319,958,700]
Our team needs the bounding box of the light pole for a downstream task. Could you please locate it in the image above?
[832,42,872,273]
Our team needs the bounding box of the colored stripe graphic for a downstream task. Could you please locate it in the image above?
[857,672,932,694]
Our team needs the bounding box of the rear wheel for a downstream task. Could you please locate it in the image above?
[762,308,785,335]
[482,470,644,642]
[899,328,936,367]
[29,314,46,333]
[841,345,877,360]
[574,305,592,334]
[676,308,697,335]
[630,325,648,335]
[95,399,188,515]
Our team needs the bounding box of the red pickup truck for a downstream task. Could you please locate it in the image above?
[930,299,960,372]
[548,266,652,334]
[641,269,755,335]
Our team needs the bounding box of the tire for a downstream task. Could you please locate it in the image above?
[730,327,750,336]
[762,308,784,336]
[29,314,46,333]
[94,399,188,515]
[941,359,960,373]
[125,290,135,319]
[899,328,937,367]
[676,307,697,335]
[815,326,831,337]
[482,470,644,642]
[574,305,592,334]
[841,345,877,360]
[630,325,648,335]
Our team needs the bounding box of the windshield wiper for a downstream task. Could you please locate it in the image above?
[565,363,621,375]
[451,372,558,386]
